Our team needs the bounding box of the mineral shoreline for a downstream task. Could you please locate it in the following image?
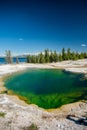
[0,59,87,130]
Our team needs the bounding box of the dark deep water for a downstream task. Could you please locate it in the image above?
[0,57,26,64]
[4,69,87,109]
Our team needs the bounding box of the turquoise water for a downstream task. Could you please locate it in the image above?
[5,69,87,109]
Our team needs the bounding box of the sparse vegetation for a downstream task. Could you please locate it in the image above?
[28,123,38,130]
[0,112,6,117]
[0,90,8,94]
[23,123,38,130]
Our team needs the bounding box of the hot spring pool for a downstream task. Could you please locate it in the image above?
[4,69,87,109]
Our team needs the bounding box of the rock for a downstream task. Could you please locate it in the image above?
[0,94,87,130]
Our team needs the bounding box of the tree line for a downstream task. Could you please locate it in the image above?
[26,48,87,63]
[5,48,87,64]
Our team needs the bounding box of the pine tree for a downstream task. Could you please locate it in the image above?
[62,48,66,60]
[53,50,58,62]
[44,49,50,63]
[39,53,45,63]
[79,53,84,59]
[59,54,63,61]
[67,48,71,60]
[50,51,54,62]
[31,55,36,63]
[71,52,78,60]
[83,52,87,58]
[75,51,79,60]
[5,50,13,64]
[26,55,31,63]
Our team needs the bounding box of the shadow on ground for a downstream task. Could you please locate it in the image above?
[66,114,87,126]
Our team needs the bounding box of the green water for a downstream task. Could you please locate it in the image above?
[4,69,87,109]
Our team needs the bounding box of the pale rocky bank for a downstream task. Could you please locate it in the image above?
[0,59,87,130]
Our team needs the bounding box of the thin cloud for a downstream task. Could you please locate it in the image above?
[19,38,23,41]
[81,44,87,47]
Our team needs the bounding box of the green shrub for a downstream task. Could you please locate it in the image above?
[28,123,38,130]
[23,123,38,130]
[0,112,6,117]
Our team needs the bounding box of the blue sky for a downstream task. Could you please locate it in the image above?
[0,0,87,55]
